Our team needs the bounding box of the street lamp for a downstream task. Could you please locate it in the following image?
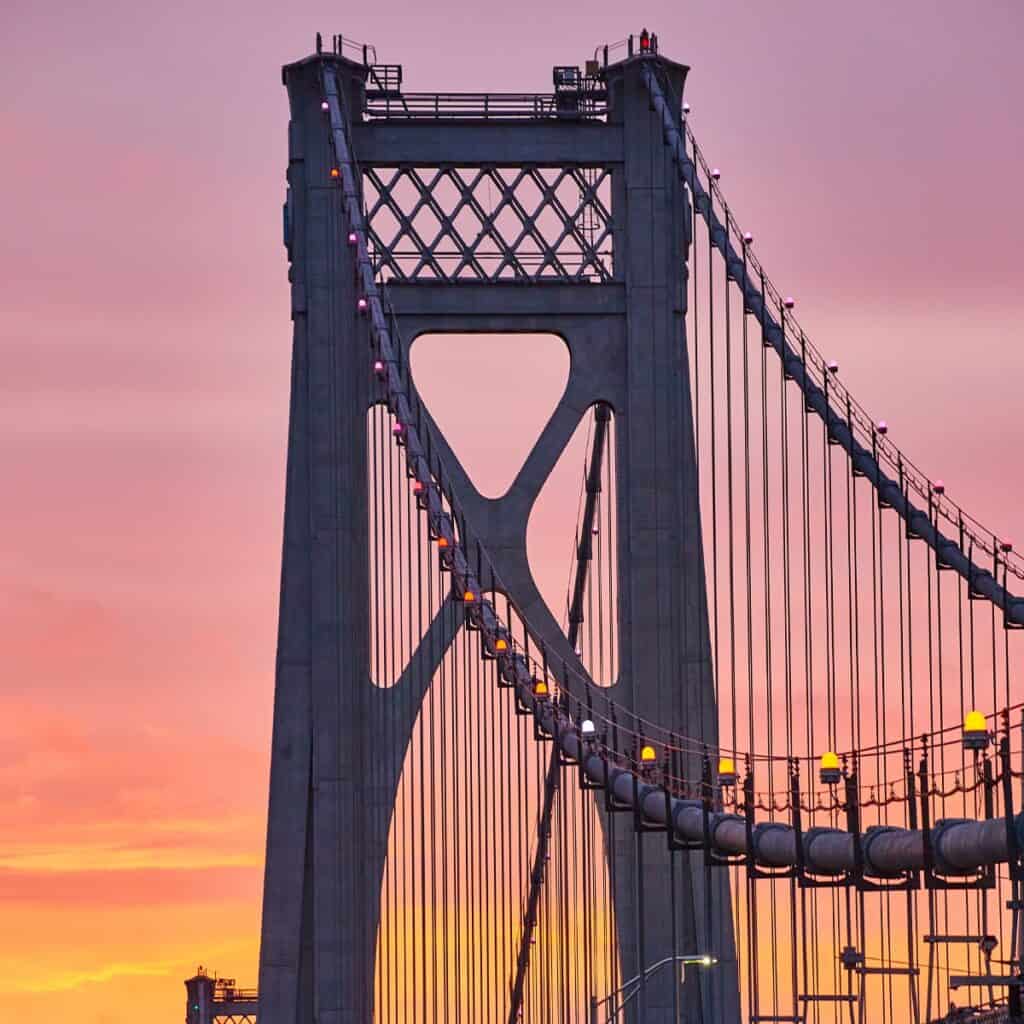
[589,953,718,1023]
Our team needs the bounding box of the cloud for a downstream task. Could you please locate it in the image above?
[2,959,181,995]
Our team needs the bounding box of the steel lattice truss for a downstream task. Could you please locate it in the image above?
[362,165,614,281]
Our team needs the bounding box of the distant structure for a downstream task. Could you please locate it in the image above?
[184,968,257,1024]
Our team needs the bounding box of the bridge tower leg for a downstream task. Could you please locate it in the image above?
[258,55,428,1024]
[601,57,740,1024]
[259,44,739,1024]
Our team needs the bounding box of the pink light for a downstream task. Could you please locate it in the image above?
[784,296,795,310]
[357,297,368,314]
[933,480,945,495]
[321,101,329,112]
[373,359,385,378]
[877,421,889,435]
[827,360,839,374]
[347,231,358,246]
[591,524,599,535]
[682,102,691,114]
[392,422,404,436]
[742,232,753,245]
[711,168,721,180]
[412,480,425,495]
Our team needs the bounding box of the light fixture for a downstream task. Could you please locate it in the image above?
[963,710,988,751]
[819,751,841,785]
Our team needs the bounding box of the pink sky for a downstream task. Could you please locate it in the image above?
[2,1,1023,1020]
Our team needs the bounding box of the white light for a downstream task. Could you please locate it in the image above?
[701,955,714,967]
[581,719,596,736]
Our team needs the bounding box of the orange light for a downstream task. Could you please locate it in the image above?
[463,590,476,603]
[330,168,340,179]
[640,744,656,763]
[533,679,549,697]
[437,537,449,549]
[495,638,508,652]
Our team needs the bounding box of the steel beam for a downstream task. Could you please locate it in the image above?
[352,121,623,166]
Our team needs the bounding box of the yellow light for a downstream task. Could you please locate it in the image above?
[964,710,987,733]
[963,709,989,750]
[640,744,656,763]
[495,638,508,652]
[717,757,736,784]
[463,590,476,603]
[819,750,842,785]
[330,168,340,178]
[533,679,549,697]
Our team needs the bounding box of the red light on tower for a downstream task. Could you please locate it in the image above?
[639,28,651,52]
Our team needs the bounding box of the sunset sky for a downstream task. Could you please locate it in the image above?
[3,1,1024,1021]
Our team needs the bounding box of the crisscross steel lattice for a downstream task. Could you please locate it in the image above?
[362,165,614,282]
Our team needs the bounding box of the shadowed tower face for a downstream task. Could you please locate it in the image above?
[258,38,739,1024]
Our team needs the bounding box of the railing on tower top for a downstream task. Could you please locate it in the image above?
[363,90,608,120]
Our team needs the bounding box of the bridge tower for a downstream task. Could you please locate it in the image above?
[259,34,739,1023]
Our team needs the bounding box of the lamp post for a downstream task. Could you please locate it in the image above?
[588,953,718,1024]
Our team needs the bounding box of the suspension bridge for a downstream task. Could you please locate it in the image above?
[186,30,1023,1024]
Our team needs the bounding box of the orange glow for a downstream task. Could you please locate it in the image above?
[330,167,340,178]
[437,536,449,549]
[533,679,549,697]
[639,744,656,763]
[462,589,476,603]
[495,638,508,652]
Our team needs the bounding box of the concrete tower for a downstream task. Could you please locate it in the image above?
[258,39,739,1024]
